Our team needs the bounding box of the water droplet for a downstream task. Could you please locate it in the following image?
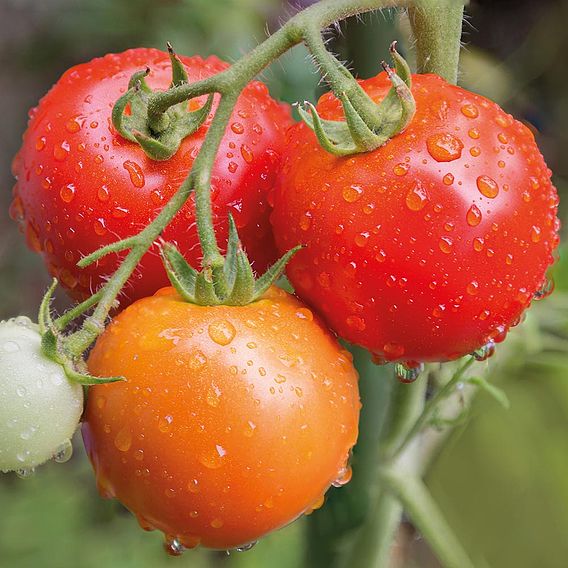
[442,173,454,186]
[65,117,81,133]
[206,383,222,407]
[164,537,186,557]
[228,161,238,173]
[476,175,499,198]
[530,225,541,243]
[235,542,257,552]
[468,128,480,139]
[473,237,485,252]
[466,281,479,295]
[208,320,236,346]
[53,141,70,161]
[342,184,363,203]
[473,341,495,361]
[299,211,312,231]
[295,308,313,321]
[405,181,429,211]
[123,160,145,188]
[3,341,20,353]
[470,146,481,157]
[395,361,424,383]
[199,445,226,469]
[426,133,464,162]
[466,204,482,227]
[243,420,256,438]
[497,132,508,144]
[36,136,46,151]
[461,103,479,118]
[355,232,370,247]
[393,163,409,176]
[231,122,244,134]
[15,385,27,397]
[93,218,107,236]
[59,183,76,203]
[188,350,207,370]
[114,428,132,452]
[211,518,224,529]
[15,467,35,479]
[188,478,200,493]
[332,464,353,487]
[534,278,554,300]
[53,439,73,463]
[158,415,173,433]
[240,144,254,163]
[97,185,110,202]
[438,236,453,254]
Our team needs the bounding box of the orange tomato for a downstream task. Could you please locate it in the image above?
[82,286,360,551]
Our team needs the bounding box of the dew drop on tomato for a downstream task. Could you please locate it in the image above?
[476,175,499,198]
[426,133,464,162]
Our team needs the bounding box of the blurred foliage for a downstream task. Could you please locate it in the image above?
[1,0,568,567]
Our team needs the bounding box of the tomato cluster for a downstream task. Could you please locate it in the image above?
[6,45,559,553]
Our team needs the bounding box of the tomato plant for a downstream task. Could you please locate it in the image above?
[0,317,83,474]
[11,48,291,303]
[82,286,360,551]
[271,72,559,363]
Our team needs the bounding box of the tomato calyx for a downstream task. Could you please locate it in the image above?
[161,215,301,306]
[298,41,416,157]
[38,280,123,386]
[112,44,214,161]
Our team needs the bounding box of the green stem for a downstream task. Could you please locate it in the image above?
[391,357,475,462]
[408,0,465,84]
[381,471,476,568]
[349,376,427,567]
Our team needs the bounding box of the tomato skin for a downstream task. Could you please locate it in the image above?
[271,73,560,362]
[11,49,292,303]
[82,286,359,550]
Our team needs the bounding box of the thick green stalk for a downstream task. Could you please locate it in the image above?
[409,0,465,84]
[348,377,427,568]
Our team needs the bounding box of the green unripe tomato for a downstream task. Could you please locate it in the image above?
[0,317,83,474]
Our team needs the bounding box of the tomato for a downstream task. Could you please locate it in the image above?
[82,286,360,551]
[11,48,291,304]
[0,317,83,474]
[270,72,559,363]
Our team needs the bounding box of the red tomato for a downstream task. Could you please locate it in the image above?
[270,73,559,363]
[82,286,360,551]
[11,48,291,303]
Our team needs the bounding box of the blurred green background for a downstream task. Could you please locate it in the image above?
[1,0,568,567]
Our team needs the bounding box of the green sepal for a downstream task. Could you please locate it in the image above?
[62,360,124,386]
[161,243,197,302]
[41,329,60,362]
[467,376,510,409]
[253,246,302,299]
[38,279,58,335]
[225,250,255,305]
[167,42,189,87]
[195,269,221,305]
[112,70,151,143]
[299,42,415,156]
[112,56,214,161]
